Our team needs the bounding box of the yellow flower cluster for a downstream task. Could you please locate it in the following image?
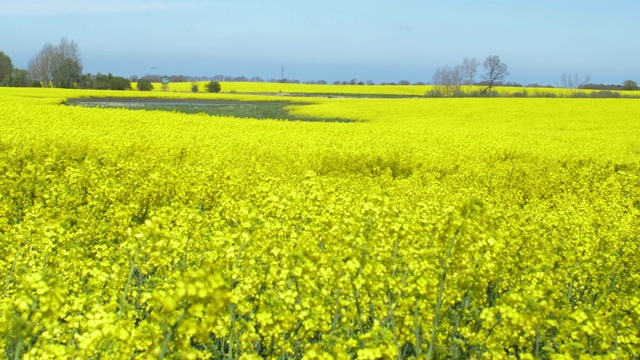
[1,90,639,358]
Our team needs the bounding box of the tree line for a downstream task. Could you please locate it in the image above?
[0,39,135,90]
[1,39,638,93]
[583,80,639,91]
[427,56,640,97]
[0,52,37,87]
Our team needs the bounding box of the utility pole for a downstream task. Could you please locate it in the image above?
[281,66,284,82]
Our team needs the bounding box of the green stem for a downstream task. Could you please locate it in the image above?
[332,287,342,330]
[450,293,470,358]
[119,242,141,318]
[427,232,457,360]
[158,310,188,359]
[3,252,19,298]
[228,303,236,360]
[13,338,23,360]
[414,296,423,358]
[353,284,364,334]
[535,324,540,358]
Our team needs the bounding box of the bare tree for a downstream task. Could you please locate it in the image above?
[28,38,82,88]
[483,55,509,92]
[56,38,81,65]
[581,74,591,89]
[559,72,573,93]
[560,71,590,95]
[461,57,479,91]
[28,43,56,86]
[431,65,463,97]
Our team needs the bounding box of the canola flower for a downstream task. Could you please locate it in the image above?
[0,88,639,359]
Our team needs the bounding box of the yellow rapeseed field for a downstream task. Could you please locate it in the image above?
[138,81,639,98]
[141,81,431,96]
[1,87,639,359]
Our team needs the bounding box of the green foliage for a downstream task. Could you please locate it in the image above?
[0,51,14,86]
[53,58,82,88]
[8,69,29,87]
[137,78,154,91]
[205,80,221,93]
[191,83,199,93]
[107,76,132,91]
[622,79,638,91]
[81,73,131,90]
[587,90,621,98]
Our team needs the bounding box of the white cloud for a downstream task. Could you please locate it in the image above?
[0,0,188,16]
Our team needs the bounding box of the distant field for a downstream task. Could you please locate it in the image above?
[132,81,431,96]
[3,82,637,101]
[135,81,640,97]
[0,86,319,104]
[1,87,639,358]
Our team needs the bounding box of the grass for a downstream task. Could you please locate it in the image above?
[66,99,355,123]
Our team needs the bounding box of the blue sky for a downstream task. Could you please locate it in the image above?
[1,0,638,85]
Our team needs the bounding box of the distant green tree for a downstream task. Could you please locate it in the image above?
[0,51,14,85]
[108,75,131,90]
[205,81,221,93]
[85,73,131,90]
[137,78,154,91]
[92,73,112,90]
[9,68,29,87]
[191,82,199,93]
[54,58,82,88]
[622,80,638,91]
